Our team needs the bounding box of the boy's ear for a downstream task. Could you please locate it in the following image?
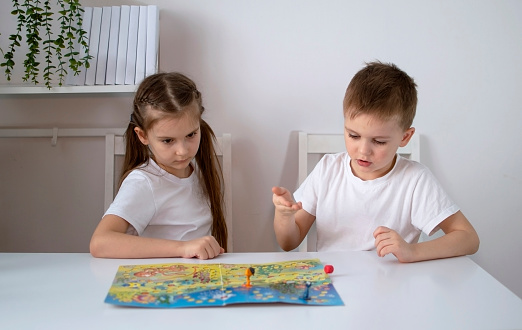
[399,127,415,147]
[134,127,149,145]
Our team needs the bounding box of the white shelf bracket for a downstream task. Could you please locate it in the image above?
[51,127,59,146]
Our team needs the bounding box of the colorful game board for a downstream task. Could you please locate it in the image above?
[105,258,344,308]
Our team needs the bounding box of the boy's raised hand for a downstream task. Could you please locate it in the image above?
[373,226,416,263]
[272,186,303,216]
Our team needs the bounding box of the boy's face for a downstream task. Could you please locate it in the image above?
[344,112,414,181]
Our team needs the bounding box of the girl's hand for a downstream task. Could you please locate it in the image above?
[373,226,416,263]
[181,236,224,260]
[272,186,302,216]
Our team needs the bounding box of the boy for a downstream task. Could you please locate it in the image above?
[273,61,479,262]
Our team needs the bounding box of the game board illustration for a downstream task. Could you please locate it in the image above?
[105,259,344,308]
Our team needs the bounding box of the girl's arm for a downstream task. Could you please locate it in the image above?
[272,186,316,251]
[89,214,224,259]
[374,211,480,262]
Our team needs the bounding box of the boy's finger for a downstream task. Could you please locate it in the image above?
[291,202,302,211]
[271,186,287,195]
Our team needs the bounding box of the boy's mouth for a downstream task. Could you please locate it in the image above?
[357,159,372,167]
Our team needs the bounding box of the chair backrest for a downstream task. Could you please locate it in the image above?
[104,133,234,252]
[297,131,420,252]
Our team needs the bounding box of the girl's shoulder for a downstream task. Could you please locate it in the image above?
[122,161,161,185]
[136,160,162,174]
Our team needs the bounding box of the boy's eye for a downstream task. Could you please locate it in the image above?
[373,140,386,145]
[162,138,173,144]
[348,134,359,139]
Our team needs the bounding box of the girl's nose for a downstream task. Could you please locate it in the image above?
[174,141,188,155]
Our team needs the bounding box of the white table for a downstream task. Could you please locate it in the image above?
[1,252,521,329]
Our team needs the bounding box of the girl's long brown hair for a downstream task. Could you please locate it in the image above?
[120,72,227,250]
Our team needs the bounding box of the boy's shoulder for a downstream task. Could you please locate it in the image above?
[392,155,434,181]
[321,151,350,162]
[318,152,350,169]
[310,153,352,180]
[395,155,426,170]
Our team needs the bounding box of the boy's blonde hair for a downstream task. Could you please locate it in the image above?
[343,61,417,131]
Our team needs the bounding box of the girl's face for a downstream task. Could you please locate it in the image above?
[135,104,201,178]
[344,112,414,181]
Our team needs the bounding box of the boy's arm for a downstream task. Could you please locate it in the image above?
[89,214,224,259]
[272,186,316,251]
[374,211,480,262]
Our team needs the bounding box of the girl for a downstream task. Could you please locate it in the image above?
[90,72,227,259]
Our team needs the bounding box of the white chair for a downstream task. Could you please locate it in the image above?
[297,131,421,252]
[104,133,234,252]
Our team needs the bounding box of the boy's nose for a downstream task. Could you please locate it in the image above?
[359,141,372,155]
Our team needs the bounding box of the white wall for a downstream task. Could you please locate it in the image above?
[1,1,521,298]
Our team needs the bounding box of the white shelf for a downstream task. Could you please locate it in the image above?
[0,84,138,94]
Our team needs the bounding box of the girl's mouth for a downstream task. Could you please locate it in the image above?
[174,158,190,164]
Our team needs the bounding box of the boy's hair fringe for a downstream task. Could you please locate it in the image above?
[343,61,417,130]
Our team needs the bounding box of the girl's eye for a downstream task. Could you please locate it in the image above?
[187,131,198,138]
[162,139,173,144]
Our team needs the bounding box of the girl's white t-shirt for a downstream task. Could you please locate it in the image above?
[294,153,459,252]
[104,159,212,241]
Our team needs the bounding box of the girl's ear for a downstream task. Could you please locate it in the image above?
[399,127,415,147]
[134,127,149,145]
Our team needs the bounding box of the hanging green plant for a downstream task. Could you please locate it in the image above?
[1,0,92,89]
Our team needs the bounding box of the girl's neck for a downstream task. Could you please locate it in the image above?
[151,157,194,178]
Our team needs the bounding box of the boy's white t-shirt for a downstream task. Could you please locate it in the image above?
[294,153,459,252]
[104,159,212,240]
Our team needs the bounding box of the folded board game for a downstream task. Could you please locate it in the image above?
[105,258,344,308]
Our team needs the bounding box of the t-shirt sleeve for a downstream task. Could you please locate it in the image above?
[410,167,460,236]
[104,171,156,235]
[294,156,327,217]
